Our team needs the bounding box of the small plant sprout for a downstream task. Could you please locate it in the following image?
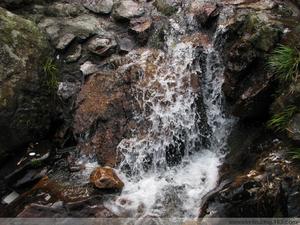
[268,45,300,82]
[267,105,298,132]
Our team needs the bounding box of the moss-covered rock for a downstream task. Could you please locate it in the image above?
[0,7,54,162]
[221,13,282,119]
[154,0,178,16]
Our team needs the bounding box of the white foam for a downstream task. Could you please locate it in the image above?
[104,17,235,218]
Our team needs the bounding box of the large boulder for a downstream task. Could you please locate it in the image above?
[0,7,53,162]
[220,13,281,119]
[73,64,139,166]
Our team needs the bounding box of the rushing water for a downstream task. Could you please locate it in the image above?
[102,17,235,219]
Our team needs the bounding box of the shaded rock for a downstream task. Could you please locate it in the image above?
[90,167,124,190]
[87,35,117,56]
[0,0,37,8]
[200,150,299,218]
[14,168,47,188]
[82,0,113,14]
[0,7,54,162]
[112,0,144,21]
[154,0,179,16]
[189,2,218,26]
[118,37,135,53]
[65,44,82,63]
[220,13,282,119]
[283,178,300,217]
[55,33,76,50]
[130,17,152,44]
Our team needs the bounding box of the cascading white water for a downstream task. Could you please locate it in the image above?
[104,19,234,219]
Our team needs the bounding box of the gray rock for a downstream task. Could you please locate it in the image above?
[118,37,135,53]
[57,82,81,100]
[55,33,76,50]
[39,14,108,47]
[82,0,113,14]
[112,0,144,21]
[0,7,53,162]
[87,35,117,56]
[46,3,86,17]
[80,61,99,76]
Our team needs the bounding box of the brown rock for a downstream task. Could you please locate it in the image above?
[130,17,152,33]
[90,167,124,190]
[189,2,218,25]
[73,69,139,166]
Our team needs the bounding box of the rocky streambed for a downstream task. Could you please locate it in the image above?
[0,0,300,222]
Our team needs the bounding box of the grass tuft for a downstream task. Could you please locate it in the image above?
[288,148,300,160]
[268,45,300,82]
[43,58,58,92]
[267,105,297,131]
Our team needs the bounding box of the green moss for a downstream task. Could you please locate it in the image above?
[154,0,177,16]
[0,8,47,50]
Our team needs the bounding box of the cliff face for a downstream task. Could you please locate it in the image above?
[0,0,299,219]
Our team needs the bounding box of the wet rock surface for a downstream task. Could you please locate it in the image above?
[0,0,300,219]
[18,196,116,218]
[218,5,282,119]
[73,69,138,166]
[90,167,124,190]
[200,145,300,217]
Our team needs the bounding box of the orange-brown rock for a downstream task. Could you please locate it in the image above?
[90,167,124,190]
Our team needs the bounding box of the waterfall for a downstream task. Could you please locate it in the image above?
[104,19,235,219]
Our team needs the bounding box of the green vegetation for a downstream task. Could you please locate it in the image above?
[30,159,43,168]
[43,58,59,92]
[289,148,300,160]
[268,45,300,82]
[267,105,297,131]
